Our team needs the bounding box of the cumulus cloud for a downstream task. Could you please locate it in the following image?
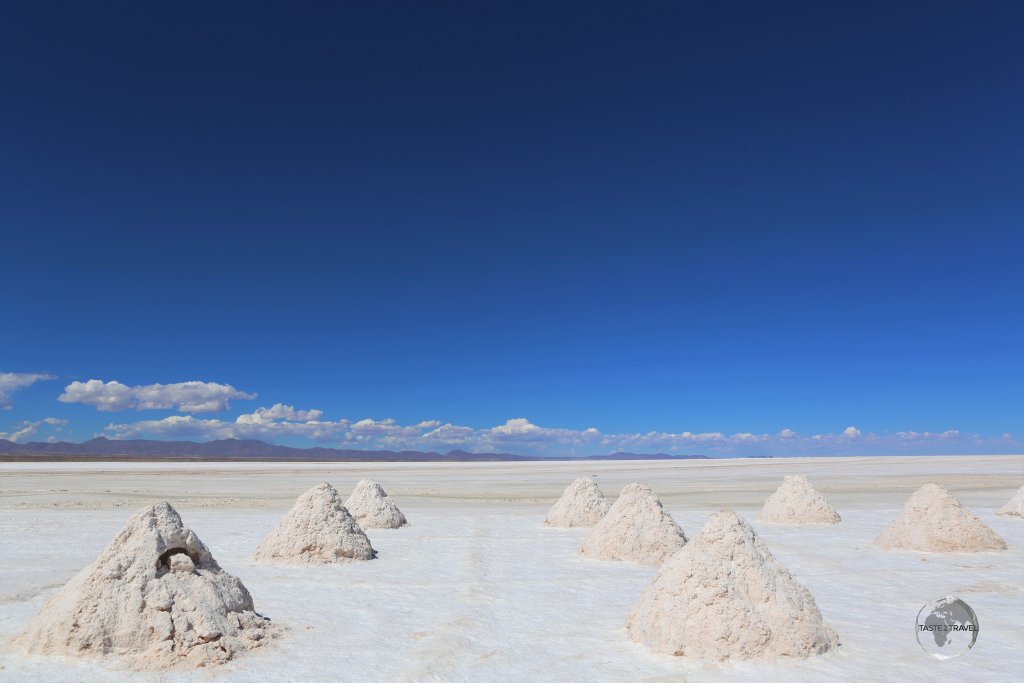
[98,412,1021,457]
[236,403,324,424]
[59,380,255,412]
[474,418,604,453]
[0,372,56,409]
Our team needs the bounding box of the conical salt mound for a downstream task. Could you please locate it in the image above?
[997,485,1024,518]
[545,477,611,527]
[758,475,840,525]
[344,479,408,529]
[874,483,1006,552]
[627,509,839,661]
[578,483,686,565]
[14,502,279,669]
[255,483,377,563]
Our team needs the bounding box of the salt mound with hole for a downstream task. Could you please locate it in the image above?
[997,485,1024,518]
[544,477,610,527]
[757,475,841,524]
[255,483,377,563]
[874,483,1006,552]
[578,483,686,564]
[14,501,279,669]
[626,509,839,661]
[344,479,408,529]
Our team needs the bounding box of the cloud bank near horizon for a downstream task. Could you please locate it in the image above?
[0,373,1019,456]
[96,408,1018,457]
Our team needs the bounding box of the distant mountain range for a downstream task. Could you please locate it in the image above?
[0,437,713,462]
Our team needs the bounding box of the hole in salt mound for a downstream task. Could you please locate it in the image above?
[157,548,198,574]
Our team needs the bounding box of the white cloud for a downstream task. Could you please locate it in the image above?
[491,418,541,436]
[0,417,67,442]
[413,423,477,447]
[59,379,255,412]
[104,415,236,439]
[0,423,38,442]
[475,418,604,452]
[7,425,38,442]
[730,432,769,443]
[893,429,962,441]
[97,411,1020,457]
[0,372,56,409]
[105,408,349,442]
[346,418,433,445]
[236,403,324,424]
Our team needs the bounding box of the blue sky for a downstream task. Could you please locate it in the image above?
[1,2,1022,456]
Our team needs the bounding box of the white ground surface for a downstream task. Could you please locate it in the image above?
[1,456,1022,682]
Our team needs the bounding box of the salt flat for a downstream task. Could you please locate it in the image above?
[1,456,1022,681]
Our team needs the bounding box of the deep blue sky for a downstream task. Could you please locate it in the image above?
[1,1,1021,455]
